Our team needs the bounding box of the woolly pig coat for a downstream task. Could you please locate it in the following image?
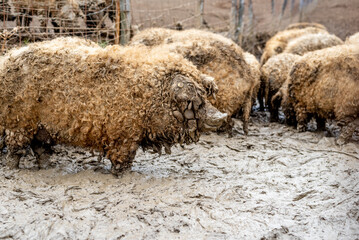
[260,27,327,65]
[288,44,359,143]
[261,53,300,122]
[0,38,208,170]
[284,33,343,56]
[131,28,255,134]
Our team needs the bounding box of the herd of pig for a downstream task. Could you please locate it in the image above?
[0,22,358,174]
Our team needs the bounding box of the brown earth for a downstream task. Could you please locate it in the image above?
[132,0,359,39]
[302,0,359,39]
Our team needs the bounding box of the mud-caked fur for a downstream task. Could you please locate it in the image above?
[131,28,255,134]
[243,52,261,109]
[260,27,327,65]
[130,28,177,46]
[284,33,343,56]
[287,44,359,144]
[261,53,300,122]
[0,37,209,172]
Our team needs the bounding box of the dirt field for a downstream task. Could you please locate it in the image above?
[132,0,359,39]
[1,1,359,239]
[1,114,358,239]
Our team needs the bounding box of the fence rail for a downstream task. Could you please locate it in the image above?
[1,0,318,53]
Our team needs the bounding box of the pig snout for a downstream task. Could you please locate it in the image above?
[201,102,228,132]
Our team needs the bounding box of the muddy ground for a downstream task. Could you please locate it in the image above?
[0,113,358,240]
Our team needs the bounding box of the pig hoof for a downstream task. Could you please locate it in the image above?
[110,166,124,176]
[243,128,249,136]
[0,137,4,150]
[297,124,306,132]
[110,162,132,176]
[5,153,21,169]
[335,137,346,146]
[37,153,51,169]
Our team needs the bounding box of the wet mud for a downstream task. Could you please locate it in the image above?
[0,114,358,239]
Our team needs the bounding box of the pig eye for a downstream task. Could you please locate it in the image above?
[275,46,283,53]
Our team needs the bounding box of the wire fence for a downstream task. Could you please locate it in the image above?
[0,0,318,54]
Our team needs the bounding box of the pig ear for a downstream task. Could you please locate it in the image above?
[200,74,218,98]
[200,74,214,82]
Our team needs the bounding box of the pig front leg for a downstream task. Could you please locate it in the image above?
[315,116,326,132]
[4,129,34,169]
[258,79,265,111]
[269,94,280,123]
[242,91,253,135]
[336,118,359,145]
[30,126,54,169]
[108,141,140,175]
[295,104,310,132]
[5,149,25,169]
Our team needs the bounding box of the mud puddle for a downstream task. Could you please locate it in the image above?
[0,114,358,239]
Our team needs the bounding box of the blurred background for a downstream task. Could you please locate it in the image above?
[1,0,358,55]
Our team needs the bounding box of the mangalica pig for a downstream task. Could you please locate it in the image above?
[0,37,227,173]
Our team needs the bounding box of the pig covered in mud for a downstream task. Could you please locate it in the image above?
[260,26,327,65]
[284,22,327,31]
[130,27,176,47]
[0,38,227,173]
[131,29,255,135]
[284,33,343,56]
[288,43,359,144]
[261,53,300,122]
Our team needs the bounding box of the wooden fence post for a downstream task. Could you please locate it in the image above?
[115,0,120,44]
[237,0,245,45]
[120,0,131,45]
[229,0,238,41]
[230,0,244,44]
[299,0,304,22]
[280,0,288,20]
[196,0,204,28]
[248,0,254,35]
[291,0,295,13]
[271,0,275,15]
